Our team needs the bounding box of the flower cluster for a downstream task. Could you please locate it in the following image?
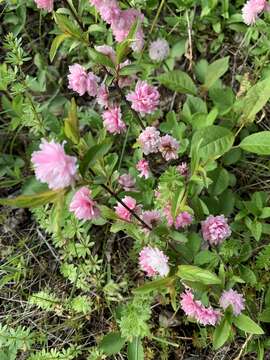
[242,0,270,25]
[180,288,245,326]
[68,64,99,97]
[180,290,221,326]
[90,0,144,51]
[137,126,180,160]
[164,205,193,230]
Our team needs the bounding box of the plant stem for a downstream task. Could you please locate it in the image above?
[88,168,151,230]
[62,0,86,33]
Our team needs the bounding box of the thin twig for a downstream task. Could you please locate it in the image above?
[233,334,253,360]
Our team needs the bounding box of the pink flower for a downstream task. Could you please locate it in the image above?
[69,187,100,220]
[164,204,174,227]
[111,9,144,51]
[136,159,150,179]
[139,246,169,277]
[149,38,170,62]
[219,289,245,316]
[97,84,109,108]
[201,215,231,246]
[159,135,179,161]
[118,60,137,88]
[118,173,136,191]
[175,211,193,229]
[34,0,53,11]
[31,139,77,190]
[114,196,138,221]
[242,0,269,25]
[180,290,220,326]
[177,162,189,177]
[126,80,160,116]
[102,106,126,134]
[95,45,116,64]
[90,0,120,24]
[68,64,99,96]
[142,210,161,230]
[138,127,161,155]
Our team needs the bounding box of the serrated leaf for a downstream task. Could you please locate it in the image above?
[80,140,112,176]
[89,48,115,69]
[157,70,197,95]
[239,131,270,155]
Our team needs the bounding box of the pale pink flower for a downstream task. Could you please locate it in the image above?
[139,246,169,277]
[201,215,231,246]
[34,0,53,11]
[102,105,126,134]
[114,196,137,221]
[96,84,109,108]
[90,0,120,24]
[118,173,136,191]
[95,45,116,64]
[137,126,161,155]
[180,290,220,326]
[219,289,245,316]
[159,135,179,161]
[69,187,100,220]
[149,38,170,62]
[111,9,144,51]
[68,64,99,96]
[175,211,193,229]
[31,139,77,190]
[141,210,161,230]
[126,81,160,116]
[136,159,150,179]
[177,162,189,177]
[242,0,269,25]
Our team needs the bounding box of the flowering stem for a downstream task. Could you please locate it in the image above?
[88,168,152,230]
[62,0,87,33]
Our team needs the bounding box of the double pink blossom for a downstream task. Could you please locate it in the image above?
[96,84,109,108]
[114,196,138,222]
[137,126,161,155]
[34,0,53,11]
[180,290,220,326]
[201,215,231,246]
[31,139,77,190]
[126,81,160,116]
[136,159,150,179]
[141,210,161,230]
[69,187,100,220]
[219,289,245,316]
[68,64,99,96]
[139,246,169,277]
[159,135,179,161]
[102,106,126,134]
[242,0,270,25]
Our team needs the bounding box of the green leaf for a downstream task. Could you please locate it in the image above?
[203,56,229,90]
[177,265,221,285]
[213,317,231,349]
[54,13,85,41]
[0,190,63,208]
[157,70,197,95]
[116,19,139,64]
[64,98,80,144]
[239,131,270,155]
[80,140,112,176]
[134,277,175,294]
[127,337,144,360]
[233,314,264,334]
[191,125,234,162]
[259,309,270,323]
[99,332,126,355]
[89,48,115,69]
[235,77,270,124]
[49,34,70,62]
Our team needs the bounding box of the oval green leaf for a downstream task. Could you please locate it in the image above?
[157,70,197,95]
[177,265,221,285]
[239,131,270,155]
[233,314,264,335]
